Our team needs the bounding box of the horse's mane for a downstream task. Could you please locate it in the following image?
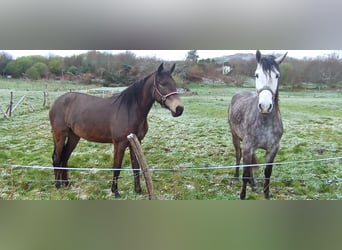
[111,71,155,110]
[259,55,280,75]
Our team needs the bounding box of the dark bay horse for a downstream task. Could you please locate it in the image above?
[228,50,287,199]
[49,63,184,197]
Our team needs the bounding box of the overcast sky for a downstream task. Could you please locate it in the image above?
[2,50,340,61]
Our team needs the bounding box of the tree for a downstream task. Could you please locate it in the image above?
[186,50,199,63]
[117,51,137,66]
[67,65,79,75]
[26,67,40,80]
[4,55,46,78]
[97,67,106,79]
[25,62,48,80]
[48,58,63,75]
[33,62,49,78]
[319,53,342,85]
[0,52,12,76]
[4,61,20,77]
[279,62,302,89]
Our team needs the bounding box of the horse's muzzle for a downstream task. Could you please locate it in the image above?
[172,105,184,117]
[258,103,273,114]
[165,95,183,117]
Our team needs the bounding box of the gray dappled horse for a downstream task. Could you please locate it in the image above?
[228,50,287,199]
[49,63,184,198]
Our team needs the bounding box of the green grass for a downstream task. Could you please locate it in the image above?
[0,81,341,199]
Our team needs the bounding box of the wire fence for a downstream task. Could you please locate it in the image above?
[1,155,341,199]
[3,156,342,184]
[7,155,342,172]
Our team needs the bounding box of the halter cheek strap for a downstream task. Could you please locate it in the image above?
[153,76,178,107]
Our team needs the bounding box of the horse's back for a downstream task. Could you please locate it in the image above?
[49,92,109,126]
[49,92,115,142]
[50,92,109,113]
[230,91,256,106]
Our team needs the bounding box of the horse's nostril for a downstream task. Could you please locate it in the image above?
[268,104,273,112]
[258,103,273,113]
[258,103,263,111]
[176,106,184,116]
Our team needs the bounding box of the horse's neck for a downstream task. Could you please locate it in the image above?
[138,75,155,116]
[258,105,281,127]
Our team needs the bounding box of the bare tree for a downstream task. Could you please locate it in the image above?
[186,50,199,63]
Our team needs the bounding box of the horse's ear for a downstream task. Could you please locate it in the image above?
[170,63,176,74]
[256,50,261,63]
[275,52,287,65]
[157,63,164,74]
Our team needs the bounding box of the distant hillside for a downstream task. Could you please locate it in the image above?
[212,53,255,62]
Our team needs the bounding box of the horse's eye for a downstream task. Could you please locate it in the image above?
[276,74,280,79]
[255,74,259,78]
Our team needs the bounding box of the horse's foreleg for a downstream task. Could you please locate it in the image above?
[111,143,126,198]
[250,153,259,193]
[240,166,249,200]
[264,164,273,199]
[129,145,142,194]
[264,146,279,199]
[240,148,256,200]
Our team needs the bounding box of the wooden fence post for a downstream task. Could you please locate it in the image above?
[9,91,13,117]
[127,133,156,200]
[43,91,49,107]
[0,106,9,119]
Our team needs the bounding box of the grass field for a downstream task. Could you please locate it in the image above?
[0,80,341,200]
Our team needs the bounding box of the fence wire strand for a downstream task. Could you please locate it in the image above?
[1,156,341,186]
[6,155,342,172]
[1,156,341,200]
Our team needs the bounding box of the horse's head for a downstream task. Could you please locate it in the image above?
[255,50,287,114]
[153,63,184,117]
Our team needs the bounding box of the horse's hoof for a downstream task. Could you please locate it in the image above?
[240,192,246,200]
[264,193,272,200]
[135,187,142,194]
[55,182,61,189]
[114,192,121,198]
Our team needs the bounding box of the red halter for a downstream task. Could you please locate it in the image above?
[153,75,178,107]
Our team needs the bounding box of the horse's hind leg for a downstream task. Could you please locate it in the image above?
[60,130,80,187]
[231,133,241,180]
[52,128,68,188]
[129,145,142,194]
[111,142,127,198]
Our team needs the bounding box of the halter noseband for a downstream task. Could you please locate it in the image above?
[257,86,275,99]
[153,75,178,107]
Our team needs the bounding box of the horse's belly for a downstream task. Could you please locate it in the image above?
[73,126,112,143]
